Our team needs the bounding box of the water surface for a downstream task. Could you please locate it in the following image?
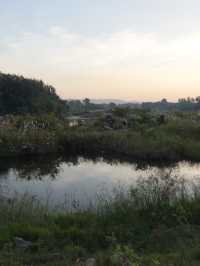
[0,156,200,209]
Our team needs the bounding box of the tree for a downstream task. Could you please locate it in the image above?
[0,72,67,116]
[161,98,168,104]
[196,96,200,104]
[83,98,90,111]
[112,107,130,118]
[83,98,90,106]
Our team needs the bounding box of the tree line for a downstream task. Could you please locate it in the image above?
[0,72,67,115]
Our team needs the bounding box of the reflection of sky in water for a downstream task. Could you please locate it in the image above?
[0,158,200,208]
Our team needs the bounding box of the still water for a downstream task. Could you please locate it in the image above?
[0,156,200,208]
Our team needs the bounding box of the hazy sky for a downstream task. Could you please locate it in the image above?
[1,0,200,101]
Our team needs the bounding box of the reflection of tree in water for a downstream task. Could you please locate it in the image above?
[0,154,179,181]
[0,156,76,180]
[0,161,10,177]
[14,155,82,180]
[15,158,61,180]
[94,154,177,171]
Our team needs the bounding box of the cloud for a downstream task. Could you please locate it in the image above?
[1,27,200,99]
[1,27,200,69]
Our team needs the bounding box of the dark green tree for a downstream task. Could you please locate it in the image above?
[0,72,67,116]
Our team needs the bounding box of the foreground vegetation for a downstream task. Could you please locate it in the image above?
[1,172,200,265]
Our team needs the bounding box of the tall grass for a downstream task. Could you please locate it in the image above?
[0,172,200,265]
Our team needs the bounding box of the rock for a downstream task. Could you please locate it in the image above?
[75,258,97,266]
[111,254,131,266]
[121,256,131,266]
[75,258,85,266]
[85,258,96,266]
[14,237,32,249]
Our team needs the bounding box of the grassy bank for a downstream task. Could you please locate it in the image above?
[1,114,200,162]
[1,173,200,265]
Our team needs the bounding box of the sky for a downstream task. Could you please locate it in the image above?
[1,0,200,101]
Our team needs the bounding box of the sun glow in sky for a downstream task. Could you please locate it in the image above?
[1,0,200,101]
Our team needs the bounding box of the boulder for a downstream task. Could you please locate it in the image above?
[75,258,97,266]
[14,237,32,249]
[85,258,96,266]
[75,258,85,266]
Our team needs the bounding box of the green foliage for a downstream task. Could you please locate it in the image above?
[1,175,200,265]
[110,245,140,266]
[1,113,200,161]
[112,107,130,118]
[0,73,67,115]
[1,109,200,163]
[9,223,50,241]
[64,244,86,258]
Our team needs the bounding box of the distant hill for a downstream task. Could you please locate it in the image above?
[0,73,67,115]
[90,99,137,104]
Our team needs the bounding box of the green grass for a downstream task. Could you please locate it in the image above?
[0,173,200,265]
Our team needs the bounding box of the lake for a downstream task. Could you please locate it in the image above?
[0,156,200,210]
